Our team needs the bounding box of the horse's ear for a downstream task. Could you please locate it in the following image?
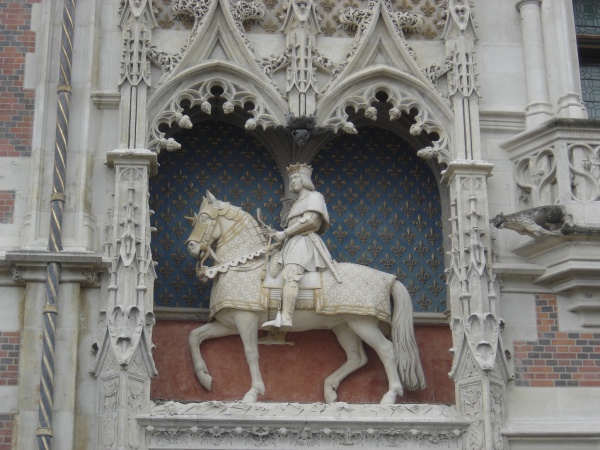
[206,190,217,204]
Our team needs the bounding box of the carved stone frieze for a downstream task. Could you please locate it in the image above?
[139,401,469,449]
[155,0,447,39]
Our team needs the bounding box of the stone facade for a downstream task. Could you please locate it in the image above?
[0,0,599,449]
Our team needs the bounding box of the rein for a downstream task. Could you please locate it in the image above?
[194,205,275,279]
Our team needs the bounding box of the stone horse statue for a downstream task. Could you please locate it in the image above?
[185,192,426,404]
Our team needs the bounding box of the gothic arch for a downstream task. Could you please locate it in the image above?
[147,62,288,154]
[316,67,454,167]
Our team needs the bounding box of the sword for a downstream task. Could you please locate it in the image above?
[308,233,342,283]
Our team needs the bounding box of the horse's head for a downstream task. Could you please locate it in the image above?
[184,191,225,260]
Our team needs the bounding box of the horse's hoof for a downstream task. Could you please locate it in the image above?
[380,391,397,405]
[324,390,337,404]
[242,391,258,403]
[198,372,213,391]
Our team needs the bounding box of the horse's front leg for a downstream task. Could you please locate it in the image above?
[188,320,236,391]
[233,312,265,403]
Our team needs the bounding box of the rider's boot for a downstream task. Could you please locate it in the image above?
[280,281,298,328]
[262,281,298,328]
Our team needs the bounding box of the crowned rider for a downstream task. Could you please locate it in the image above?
[262,163,338,328]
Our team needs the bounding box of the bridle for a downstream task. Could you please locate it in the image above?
[186,199,255,279]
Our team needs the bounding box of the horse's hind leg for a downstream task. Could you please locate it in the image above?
[347,317,403,405]
[324,323,368,403]
[233,312,265,403]
[188,320,236,391]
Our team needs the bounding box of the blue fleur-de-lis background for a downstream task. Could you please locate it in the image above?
[150,121,446,312]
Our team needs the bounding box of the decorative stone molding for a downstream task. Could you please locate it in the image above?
[138,401,470,449]
[501,119,600,206]
[334,0,425,81]
[5,251,106,286]
[513,234,600,291]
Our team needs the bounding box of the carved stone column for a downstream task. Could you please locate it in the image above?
[515,0,553,128]
[93,150,158,450]
[92,1,158,449]
[540,0,585,118]
[442,2,510,449]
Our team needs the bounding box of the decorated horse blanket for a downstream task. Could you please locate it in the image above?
[208,262,395,324]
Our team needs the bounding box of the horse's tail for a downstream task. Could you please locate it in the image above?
[391,280,426,390]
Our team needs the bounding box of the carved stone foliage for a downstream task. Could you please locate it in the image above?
[148,78,281,152]
[320,84,451,164]
[514,148,558,208]
[154,0,448,39]
[456,354,507,450]
[100,378,119,449]
[568,141,600,201]
[150,0,265,83]
[97,360,150,450]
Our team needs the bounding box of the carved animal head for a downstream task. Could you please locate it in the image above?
[490,213,506,229]
[184,191,224,259]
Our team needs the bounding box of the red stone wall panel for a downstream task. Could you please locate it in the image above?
[151,321,455,404]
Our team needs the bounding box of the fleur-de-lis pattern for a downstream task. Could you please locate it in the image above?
[150,122,284,308]
[313,127,445,312]
[150,122,446,312]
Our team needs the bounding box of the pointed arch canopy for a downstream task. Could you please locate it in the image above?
[317,66,454,165]
[147,61,289,153]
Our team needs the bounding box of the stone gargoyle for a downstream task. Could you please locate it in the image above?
[490,205,573,239]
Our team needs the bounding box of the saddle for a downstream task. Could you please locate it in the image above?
[261,269,322,312]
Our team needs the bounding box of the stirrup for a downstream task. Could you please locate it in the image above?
[262,312,282,328]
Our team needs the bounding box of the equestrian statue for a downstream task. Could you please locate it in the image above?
[185,163,426,404]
